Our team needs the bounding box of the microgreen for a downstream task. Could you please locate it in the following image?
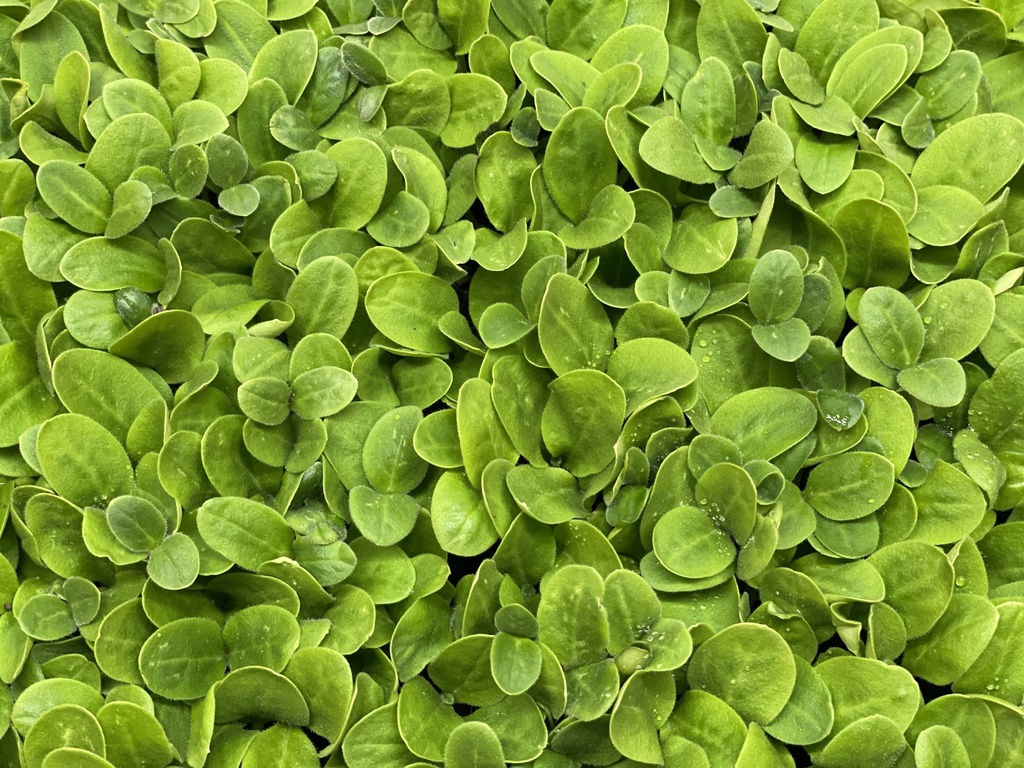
[1,0,1023,764]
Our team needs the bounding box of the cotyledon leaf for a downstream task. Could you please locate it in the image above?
[1,5,1021,765]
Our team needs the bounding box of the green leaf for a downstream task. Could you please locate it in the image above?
[106,495,167,552]
[748,249,804,325]
[729,118,794,188]
[796,135,857,195]
[804,452,895,521]
[51,348,162,444]
[395,675,461,761]
[542,369,625,477]
[547,0,626,60]
[816,655,920,734]
[435,0,488,54]
[697,0,768,75]
[687,623,796,724]
[60,237,165,293]
[430,471,499,556]
[441,74,507,149]
[538,273,614,375]
[751,318,812,362]
[456,377,518,488]
[0,231,58,344]
[897,358,966,408]
[148,532,201,590]
[197,497,294,571]
[445,722,505,768]
[653,506,736,578]
[365,272,459,354]
[350,486,420,547]
[283,647,352,743]
[108,309,205,384]
[97,702,175,768]
[764,657,835,745]
[476,132,538,233]
[36,414,134,507]
[23,704,106,768]
[36,161,112,234]
[392,593,454,683]
[537,565,610,669]
[912,113,1024,203]
[607,337,698,412]
[909,460,986,544]
[363,406,427,494]
[237,377,291,426]
[94,599,152,685]
[18,594,77,641]
[908,185,986,247]
[559,185,635,250]
[858,286,925,369]
[919,279,995,361]
[343,702,418,768]
[952,601,1024,705]
[870,541,954,638]
[106,180,153,239]
[795,0,880,82]
[506,465,587,525]
[543,107,619,223]
[215,666,310,725]
[138,617,225,701]
[664,205,738,274]
[290,366,357,420]
[491,633,543,696]
[708,387,818,461]
[903,593,998,686]
[0,342,59,447]
[639,117,718,184]
[833,199,911,289]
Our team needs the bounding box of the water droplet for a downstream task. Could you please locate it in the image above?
[698,339,708,348]
[955,576,966,587]
[701,355,711,363]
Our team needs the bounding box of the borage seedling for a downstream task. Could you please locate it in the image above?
[1,0,1024,765]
